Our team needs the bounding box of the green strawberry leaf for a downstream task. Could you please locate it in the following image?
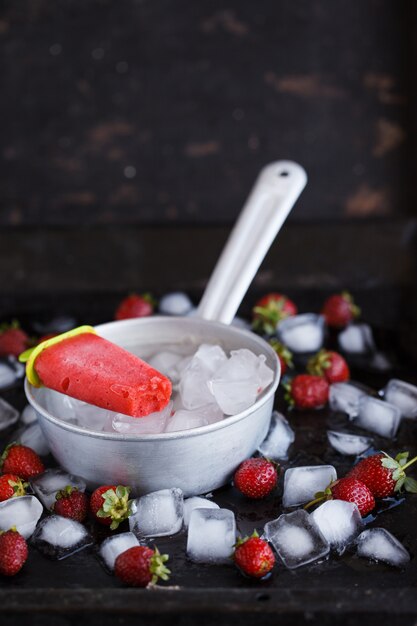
[381,458,399,470]
[404,477,417,494]
[394,476,406,492]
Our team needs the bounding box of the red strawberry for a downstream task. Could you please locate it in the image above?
[268,339,293,376]
[0,474,27,502]
[321,292,360,328]
[114,545,170,587]
[90,485,132,530]
[252,293,297,335]
[53,486,88,522]
[347,452,417,498]
[307,349,350,383]
[234,531,275,578]
[234,458,278,499]
[330,477,375,516]
[0,444,45,479]
[0,321,30,357]
[0,528,28,576]
[285,374,329,410]
[115,294,155,320]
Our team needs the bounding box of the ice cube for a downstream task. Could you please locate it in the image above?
[383,379,417,419]
[257,411,295,460]
[21,404,38,425]
[31,469,87,511]
[338,323,375,354]
[209,349,273,415]
[0,495,43,539]
[180,345,227,409]
[356,528,410,567]
[72,401,111,432]
[353,396,402,438]
[11,422,50,456]
[0,397,19,431]
[311,500,363,552]
[282,465,337,508]
[7,356,25,379]
[129,488,184,537]
[148,351,184,383]
[165,404,224,433]
[264,509,329,569]
[277,314,325,354]
[42,389,79,424]
[0,361,19,389]
[98,532,140,571]
[159,292,193,316]
[112,401,173,435]
[183,497,220,527]
[327,430,373,456]
[187,508,236,564]
[329,382,367,418]
[32,515,93,560]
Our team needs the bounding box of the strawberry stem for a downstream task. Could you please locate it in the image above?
[400,455,417,472]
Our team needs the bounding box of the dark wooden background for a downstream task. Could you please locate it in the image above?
[1,0,416,226]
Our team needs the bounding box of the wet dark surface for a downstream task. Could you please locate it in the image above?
[0,298,416,624]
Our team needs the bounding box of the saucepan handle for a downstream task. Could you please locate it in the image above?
[196,160,307,324]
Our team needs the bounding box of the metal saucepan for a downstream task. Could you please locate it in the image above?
[25,161,307,496]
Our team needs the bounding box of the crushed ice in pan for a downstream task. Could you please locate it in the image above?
[21,404,38,425]
[129,488,184,538]
[257,411,295,460]
[180,344,228,410]
[353,396,402,438]
[159,292,193,316]
[338,323,375,355]
[31,469,87,511]
[311,500,363,553]
[148,351,185,384]
[98,532,140,571]
[329,382,367,419]
[277,314,325,354]
[282,465,337,508]
[327,430,373,456]
[382,379,417,419]
[32,515,93,560]
[112,401,173,435]
[356,528,410,567]
[264,509,329,569]
[187,508,236,564]
[0,397,20,431]
[0,495,43,539]
[165,404,224,433]
[183,497,220,528]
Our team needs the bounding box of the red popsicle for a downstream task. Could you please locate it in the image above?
[20,326,172,417]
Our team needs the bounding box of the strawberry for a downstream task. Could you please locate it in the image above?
[53,486,88,522]
[0,321,30,357]
[234,458,278,499]
[306,477,375,517]
[0,528,28,576]
[234,531,275,579]
[307,349,350,383]
[321,292,360,328]
[0,474,28,502]
[0,443,45,479]
[114,545,170,587]
[90,485,132,529]
[285,374,329,410]
[347,452,417,498]
[268,339,293,376]
[115,294,156,321]
[252,293,297,335]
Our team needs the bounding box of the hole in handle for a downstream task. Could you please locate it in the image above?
[278,170,289,177]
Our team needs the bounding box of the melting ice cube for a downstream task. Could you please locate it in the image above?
[0,397,19,431]
[183,497,220,527]
[327,430,373,456]
[0,361,20,389]
[165,404,224,433]
[99,532,140,571]
[31,469,87,511]
[311,500,363,552]
[0,495,43,539]
[264,509,329,569]
[383,379,417,419]
[257,411,295,461]
[338,324,375,355]
[282,465,337,508]
[148,352,184,384]
[356,528,410,567]
[32,515,93,560]
[159,292,193,316]
[187,508,236,564]
[21,404,38,425]
[112,401,173,435]
[329,382,367,418]
[129,488,184,537]
[180,345,227,410]
[277,314,325,354]
[11,422,50,456]
[354,396,402,438]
